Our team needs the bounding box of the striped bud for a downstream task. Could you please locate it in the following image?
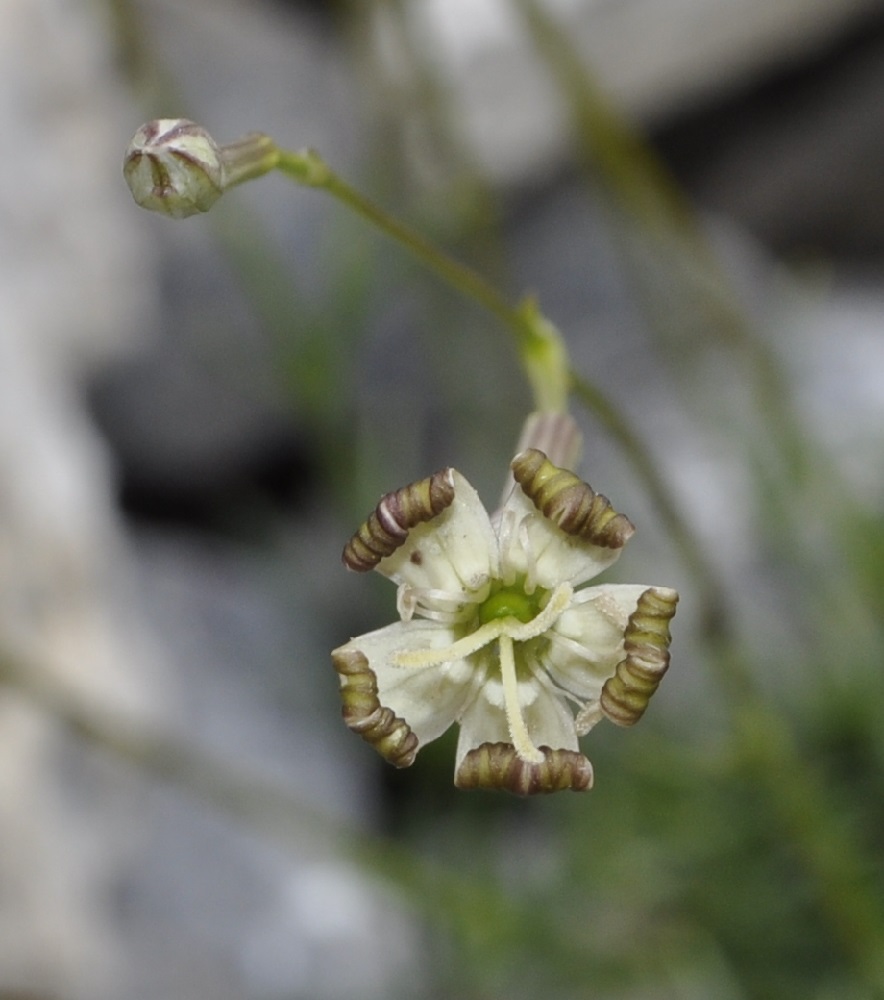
[511,449,634,548]
[342,468,456,572]
[332,648,419,767]
[455,742,593,794]
[600,587,678,726]
[124,119,224,219]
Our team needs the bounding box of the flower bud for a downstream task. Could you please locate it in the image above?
[123,119,225,219]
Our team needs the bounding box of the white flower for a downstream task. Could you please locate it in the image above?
[332,430,678,795]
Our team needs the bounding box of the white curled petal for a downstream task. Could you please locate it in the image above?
[454,669,578,772]
[496,487,623,590]
[338,619,480,747]
[377,471,498,595]
[544,584,651,699]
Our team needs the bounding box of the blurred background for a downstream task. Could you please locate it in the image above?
[2,0,884,997]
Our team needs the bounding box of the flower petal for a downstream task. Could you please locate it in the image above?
[456,669,578,750]
[375,471,498,598]
[496,486,625,590]
[545,584,678,734]
[454,742,593,794]
[453,666,592,793]
[599,586,678,727]
[544,583,652,701]
[332,620,480,765]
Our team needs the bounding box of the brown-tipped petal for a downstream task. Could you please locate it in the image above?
[332,648,418,767]
[343,469,456,572]
[455,742,593,794]
[511,449,634,549]
[600,587,679,727]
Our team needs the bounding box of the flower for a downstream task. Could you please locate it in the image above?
[124,119,226,219]
[124,120,281,220]
[332,420,678,795]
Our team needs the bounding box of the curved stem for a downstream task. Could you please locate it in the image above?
[277,150,516,333]
[274,143,727,629]
[271,147,570,411]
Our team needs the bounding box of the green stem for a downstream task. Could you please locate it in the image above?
[570,372,731,644]
[277,151,515,331]
[271,146,569,411]
[272,144,721,609]
[209,131,734,643]
[512,0,812,485]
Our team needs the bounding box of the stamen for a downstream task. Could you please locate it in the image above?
[499,635,544,763]
[546,630,609,664]
[396,585,480,624]
[397,587,418,622]
[574,701,604,735]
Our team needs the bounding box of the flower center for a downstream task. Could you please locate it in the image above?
[477,586,541,626]
[392,581,574,764]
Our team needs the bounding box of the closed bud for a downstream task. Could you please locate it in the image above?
[123,119,224,219]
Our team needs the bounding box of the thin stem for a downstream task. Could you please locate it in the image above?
[136,122,726,641]
[570,373,732,645]
[271,147,570,411]
[277,151,517,334]
[512,0,813,484]
[273,142,722,617]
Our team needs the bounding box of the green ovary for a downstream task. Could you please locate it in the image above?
[477,583,545,626]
